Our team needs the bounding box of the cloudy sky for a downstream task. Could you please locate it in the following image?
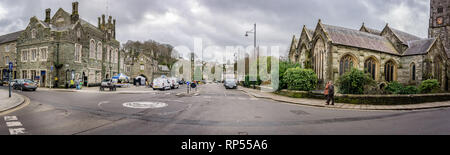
[0,0,429,61]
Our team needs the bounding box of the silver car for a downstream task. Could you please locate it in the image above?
[224,79,237,89]
[13,79,38,91]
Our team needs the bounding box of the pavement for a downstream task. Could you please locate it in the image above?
[0,89,26,113]
[239,87,450,111]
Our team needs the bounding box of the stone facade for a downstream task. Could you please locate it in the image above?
[289,20,448,90]
[15,2,120,88]
[123,49,158,83]
[0,31,22,81]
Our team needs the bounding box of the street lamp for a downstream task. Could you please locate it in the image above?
[245,23,257,88]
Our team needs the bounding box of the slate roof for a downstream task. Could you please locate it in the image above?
[361,26,381,35]
[322,24,399,55]
[0,31,24,44]
[390,28,422,44]
[403,38,436,56]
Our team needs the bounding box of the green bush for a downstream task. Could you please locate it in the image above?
[419,79,441,94]
[337,68,376,94]
[283,67,317,91]
[402,86,419,94]
[385,81,404,94]
[279,61,302,90]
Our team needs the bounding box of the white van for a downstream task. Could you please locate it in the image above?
[152,78,171,91]
[168,77,180,89]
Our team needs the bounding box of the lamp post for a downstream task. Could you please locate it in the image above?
[245,23,257,89]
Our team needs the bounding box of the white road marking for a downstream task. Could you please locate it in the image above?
[4,116,18,121]
[9,128,26,135]
[6,121,23,127]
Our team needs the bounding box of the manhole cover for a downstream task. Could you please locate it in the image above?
[123,102,168,109]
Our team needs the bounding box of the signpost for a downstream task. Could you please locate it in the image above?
[8,62,13,98]
[50,66,53,89]
[187,81,190,94]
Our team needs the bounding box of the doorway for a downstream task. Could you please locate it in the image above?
[41,70,46,87]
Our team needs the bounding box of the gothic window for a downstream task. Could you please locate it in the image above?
[89,39,96,59]
[295,55,299,62]
[435,57,443,84]
[314,38,325,80]
[75,44,82,63]
[97,42,103,60]
[364,58,377,80]
[340,55,355,76]
[384,61,396,82]
[411,63,416,81]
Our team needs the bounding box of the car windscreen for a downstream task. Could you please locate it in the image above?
[24,80,34,83]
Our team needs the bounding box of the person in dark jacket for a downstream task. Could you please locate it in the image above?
[326,81,335,105]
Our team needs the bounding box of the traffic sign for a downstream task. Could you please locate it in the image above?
[51,66,54,71]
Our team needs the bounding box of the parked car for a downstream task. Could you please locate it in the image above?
[13,79,37,91]
[224,79,238,89]
[100,79,117,91]
[168,77,180,89]
[152,78,171,91]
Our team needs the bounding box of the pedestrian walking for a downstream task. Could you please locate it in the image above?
[325,81,335,105]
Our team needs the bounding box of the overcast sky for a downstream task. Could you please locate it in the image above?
[0,0,430,61]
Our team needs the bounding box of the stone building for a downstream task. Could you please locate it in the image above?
[123,49,158,84]
[0,31,23,81]
[16,2,120,88]
[289,20,448,90]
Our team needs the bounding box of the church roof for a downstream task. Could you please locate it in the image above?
[403,38,436,56]
[360,25,381,35]
[322,24,399,55]
[0,30,24,44]
[390,28,422,44]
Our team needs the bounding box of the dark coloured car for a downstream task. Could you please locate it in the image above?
[224,79,237,89]
[13,79,37,91]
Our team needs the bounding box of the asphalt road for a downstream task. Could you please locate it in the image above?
[1,84,450,135]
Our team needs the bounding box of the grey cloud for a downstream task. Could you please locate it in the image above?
[0,0,430,58]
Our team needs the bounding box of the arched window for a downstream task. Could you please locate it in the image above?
[435,57,443,83]
[365,58,377,80]
[89,39,96,59]
[97,42,103,60]
[294,55,299,62]
[385,61,396,82]
[411,63,416,81]
[314,38,325,80]
[340,55,355,75]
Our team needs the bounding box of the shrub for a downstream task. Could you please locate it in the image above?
[283,67,317,91]
[401,86,419,94]
[385,81,404,94]
[279,61,302,90]
[419,79,441,94]
[337,68,376,94]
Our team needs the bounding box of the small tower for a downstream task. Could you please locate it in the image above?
[429,0,450,49]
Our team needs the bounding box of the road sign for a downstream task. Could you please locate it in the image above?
[9,62,13,71]
[51,66,54,71]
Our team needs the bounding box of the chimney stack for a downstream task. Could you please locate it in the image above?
[71,2,79,23]
[45,8,51,24]
[102,14,106,28]
[98,17,101,29]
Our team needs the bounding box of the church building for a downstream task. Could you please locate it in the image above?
[289,0,450,90]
